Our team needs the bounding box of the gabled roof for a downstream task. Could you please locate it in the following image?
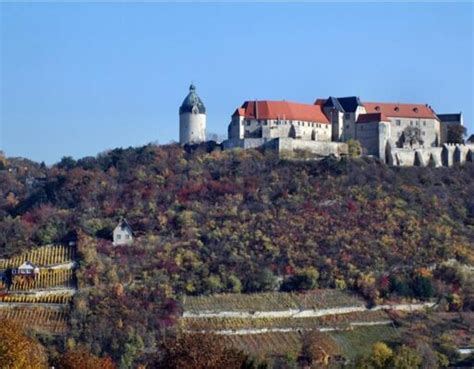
[323,96,345,112]
[336,97,362,113]
[467,134,474,143]
[363,102,438,120]
[234,100,330,123]
[116,218,133,234]
[18,261,38,269]
[356,113,389,123]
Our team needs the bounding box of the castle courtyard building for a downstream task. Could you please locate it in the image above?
[178,86,471,166]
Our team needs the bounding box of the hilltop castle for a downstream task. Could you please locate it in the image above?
[179,85,473,166]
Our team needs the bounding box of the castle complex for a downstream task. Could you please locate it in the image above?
[179,85,473,166]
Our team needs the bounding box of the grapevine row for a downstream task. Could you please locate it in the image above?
[0,307,68,334]
[184,290,365,312]
[182,310,390,331]
[0,245,75,269]
[0,292,74,304]
[9,269,75,291]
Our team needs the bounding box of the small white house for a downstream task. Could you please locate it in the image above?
[113,218,134,246]
[12,261,40,275]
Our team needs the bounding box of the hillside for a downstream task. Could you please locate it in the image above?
[1,144,473,367]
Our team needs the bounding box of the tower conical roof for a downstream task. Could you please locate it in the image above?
[179,84,206,114]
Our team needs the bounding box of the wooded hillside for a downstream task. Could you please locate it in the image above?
[1,144,473,366]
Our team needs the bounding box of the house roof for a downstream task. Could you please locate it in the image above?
[437,113,462,122]
[467,134,474,143]
[117,218,133,234]
[18,261,38,269]
[363,102,438,120]
[356,112,389,123]
[234,100,330,123]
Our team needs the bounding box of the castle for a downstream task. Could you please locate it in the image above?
[179,84,473,166]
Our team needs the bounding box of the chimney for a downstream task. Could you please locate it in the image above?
[255,100,259,120]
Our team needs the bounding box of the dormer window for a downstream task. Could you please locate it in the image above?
[413,107,419,113]
[374,106,380,112]
[394,107,400,112]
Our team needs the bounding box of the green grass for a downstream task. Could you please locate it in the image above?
[329,325,400,360]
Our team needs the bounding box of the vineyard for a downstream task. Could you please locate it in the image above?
[183,290,365,313]
[218,325,400,357]
[9,269,75,291]
[0,244,75,268]
[182,310,391,332]
[0,291,74,304]
[0,306,69,334]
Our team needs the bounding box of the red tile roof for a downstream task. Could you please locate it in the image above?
[363,102,438,120]
[234,100,330,123]
[356,112,389,123]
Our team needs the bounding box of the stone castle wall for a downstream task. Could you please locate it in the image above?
[387,143,474,167]
[222,138,348,157]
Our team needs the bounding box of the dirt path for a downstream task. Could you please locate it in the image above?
[183,302,435,319]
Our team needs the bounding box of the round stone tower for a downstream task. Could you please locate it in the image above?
[179,84,206,145]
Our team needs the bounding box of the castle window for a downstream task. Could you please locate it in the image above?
[410,121,413,126]
[396,120,401,126]
[247,121,251,126]
[423,121,426,126]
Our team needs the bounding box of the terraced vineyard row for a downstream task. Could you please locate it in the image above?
[218,325,400,358]
[0,307,68,334]
[221,331,303,357]
[0,291,74,304]
[0,245,75,268]
[9,269,75,291]
[184,290,365,312]
[182,310,390,331]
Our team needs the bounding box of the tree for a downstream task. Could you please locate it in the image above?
[0,319,49,369]
[390,345,422,369]
[281,267,319,292]
[56,347,116,369]
[299,331,341,367]
[347,140,363,158]
[245,268,278,292]
[355,342,393,369]
[446,125,466,144]
[159,333,248,369]
[411,275,434,299]
[57,156,77,170]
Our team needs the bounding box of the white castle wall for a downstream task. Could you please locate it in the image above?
[222,137,348,157]
[387,143,474,167]
[267,138,348,157]
[179,112,206,144]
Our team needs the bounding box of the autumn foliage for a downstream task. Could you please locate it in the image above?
[0,319,48,369]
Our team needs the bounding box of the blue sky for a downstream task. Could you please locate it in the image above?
[1,2,473,164]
